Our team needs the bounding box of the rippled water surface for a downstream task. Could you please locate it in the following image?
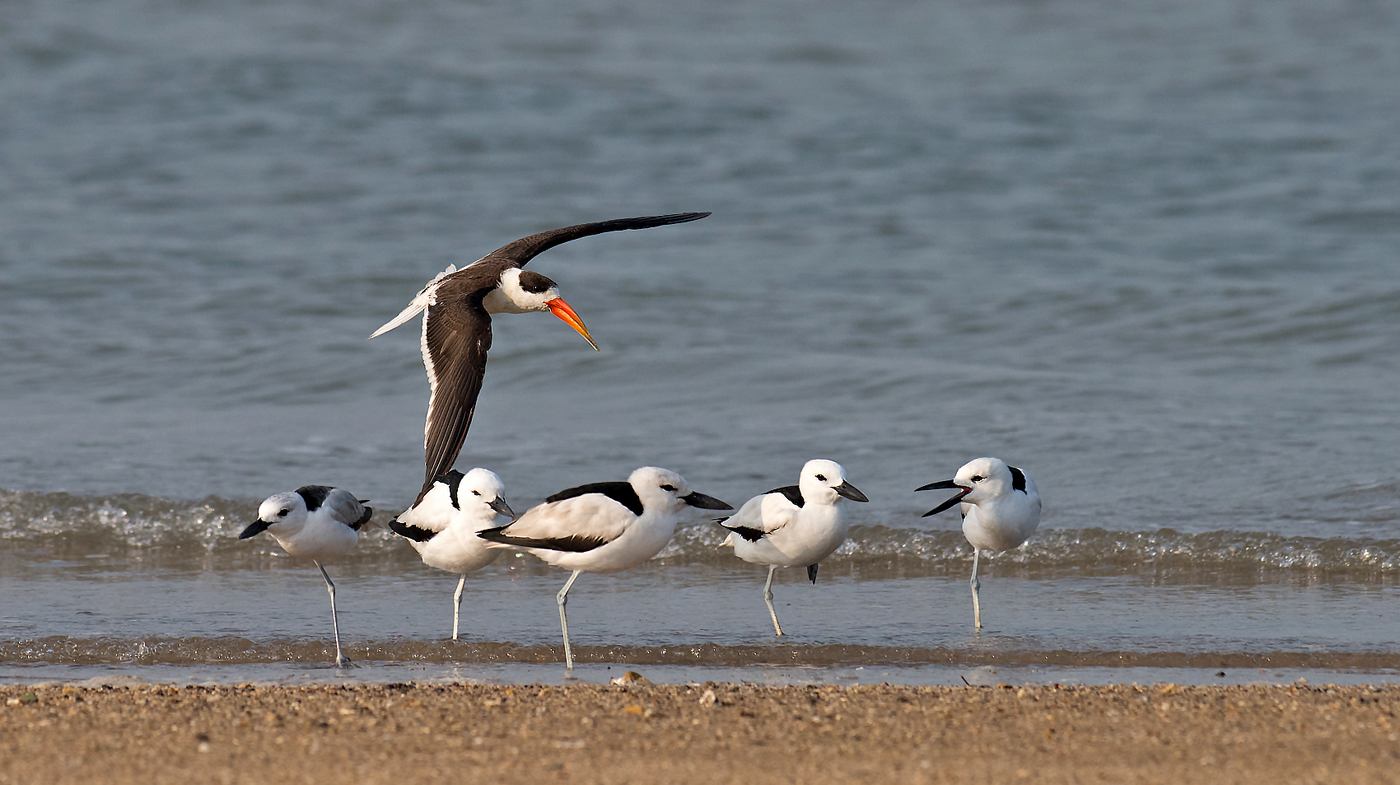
[2,0,1399,684]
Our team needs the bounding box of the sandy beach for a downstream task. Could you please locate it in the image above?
[2,681,1396,784]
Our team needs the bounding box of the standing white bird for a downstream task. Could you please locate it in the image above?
[917,457,1041,629]
[370,213,710,506]
[717,459,869,636]
[477,466,732,669]
[388,468,515,640]
[239,486,373,667]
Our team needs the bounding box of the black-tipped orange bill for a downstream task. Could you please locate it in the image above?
[546,297,599,351]
[916,479,970,518]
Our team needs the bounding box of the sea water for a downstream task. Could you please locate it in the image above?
[2,0,1399,685]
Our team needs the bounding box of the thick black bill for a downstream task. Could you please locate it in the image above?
[919,485,971,518]
[835,481,869,503]
[489,497,516,519]
[239,519,272,539]
[682,491,733,510]
[807,564,819,584]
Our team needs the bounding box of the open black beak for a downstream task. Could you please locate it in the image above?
[682,491,733,511]
[834,481,869,503]
[915,479,971,518]
[239,518,272,540]
[489,497,516,520]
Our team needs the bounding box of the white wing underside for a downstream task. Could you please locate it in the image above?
[369,264,454,339]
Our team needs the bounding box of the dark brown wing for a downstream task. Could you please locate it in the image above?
[477,212,710,271]
[418,294,492,506]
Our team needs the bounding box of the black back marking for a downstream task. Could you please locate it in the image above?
[477,526,611,553]
[438,469,466,510]
[1009,466,1027,493]
[766,485,805,508]
[388,518,436,543]
[515,270,557,294]
[295,486,334,512]
[547,481,644,517]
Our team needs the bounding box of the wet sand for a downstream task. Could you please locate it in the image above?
[2,682,1397,784]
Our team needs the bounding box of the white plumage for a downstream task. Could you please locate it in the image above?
[240,486,373,667]
[718,459,868,636]
[479,466,731,668]
[390,468,515,640]
[918,457,1042,629]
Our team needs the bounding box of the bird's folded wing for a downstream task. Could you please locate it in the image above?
[718,493,796,541]
[324,488,373,531]
[480,495,632,552]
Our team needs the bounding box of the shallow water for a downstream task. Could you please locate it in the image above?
[2,0,1399,685]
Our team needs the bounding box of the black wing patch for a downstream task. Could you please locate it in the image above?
[765,485,804,508]
[1009,466,1027,493]
[295,486,334,512]
[486,213,711,270]
[388,517,436,543]
[351,505,373,531]
[476,526,611,553]
[546,481,644,517]
[719,522,767,542]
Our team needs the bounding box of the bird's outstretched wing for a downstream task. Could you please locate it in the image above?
[476,212,710,271]
[417,298,492,505]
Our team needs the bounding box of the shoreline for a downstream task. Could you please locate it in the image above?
[3,683,1397,784]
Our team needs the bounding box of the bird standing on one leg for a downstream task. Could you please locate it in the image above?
[718,459,868,636]
[389,468,515,640]
[477,466,731,669]
[240,486,373,667]
[917,457,1041,630]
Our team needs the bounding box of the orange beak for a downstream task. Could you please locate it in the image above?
[546,297,599,351]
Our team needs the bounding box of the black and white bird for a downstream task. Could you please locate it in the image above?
[717,459,868,636]
[388,467,515,640]
[917,457,1041,629]
[477,466,731,669]
[239,486,373,667]
[370,213,710,505]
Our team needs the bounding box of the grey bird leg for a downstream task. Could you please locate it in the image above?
[970,548,983,630]
[315,561,352,667]
[452,574,467,641]
[764,565,785,636]
[557,570,583,669]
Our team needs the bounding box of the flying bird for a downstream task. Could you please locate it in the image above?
[917,457,1041,629]
[717,459,868,636]
[388,467,515,640]
[371,212,711,505]
[477,466,731,669]
[240,486,373,667]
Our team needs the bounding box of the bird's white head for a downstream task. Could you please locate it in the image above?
[241,491,309,540]
[488,268,599,350]
[628,466,733,515]
[918,457,1036,517]
[798,459,870,505]
[459,467,515,520]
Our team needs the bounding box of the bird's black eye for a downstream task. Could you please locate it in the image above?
[815,474,827,482]
[970,475,984,483]
[471,490,481,496]
[660,484,677,492]
[278,509,290,517]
